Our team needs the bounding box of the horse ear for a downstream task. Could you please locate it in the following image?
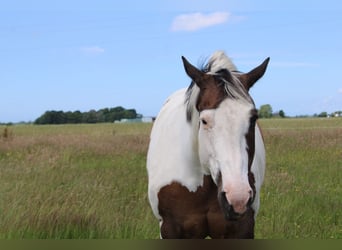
[182,56,205,88]
[242,57,270,91]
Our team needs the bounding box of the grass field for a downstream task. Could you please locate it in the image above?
[0,118,341,239]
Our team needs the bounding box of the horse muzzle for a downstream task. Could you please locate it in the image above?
[218,191,253,220]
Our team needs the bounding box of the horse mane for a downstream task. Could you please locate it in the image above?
[206,50,238,73]
[185,51,252,122]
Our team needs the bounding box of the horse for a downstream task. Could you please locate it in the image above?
[147,51,270,239]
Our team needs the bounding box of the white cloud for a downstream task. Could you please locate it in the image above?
[80,46,105,55]
[338,88,342,94]
[171,12,230,32]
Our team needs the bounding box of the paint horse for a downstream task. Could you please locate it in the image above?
[147,51,270,239]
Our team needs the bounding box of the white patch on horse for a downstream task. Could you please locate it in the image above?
[198,98,254,214]
[147,88,204,219]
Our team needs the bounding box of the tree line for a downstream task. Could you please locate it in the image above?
[34,106,139,125]
[258,104,342,118]
[258,104,286,118]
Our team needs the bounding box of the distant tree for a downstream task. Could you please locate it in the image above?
[34,106,139,124]
[318,112,328,118]
[72,111,83,123]
[279,110,285,118]
[258,104,273,118]
[34,111,64,124]
[330,111,342,117]
[111,106,125,122]
[82,110,98,123]
[123,109,137,119]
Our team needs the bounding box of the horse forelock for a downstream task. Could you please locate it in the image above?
[206,50,238,73]
[185,51,253,122]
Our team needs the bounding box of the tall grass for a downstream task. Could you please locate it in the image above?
[0,119,341,238]
[0,123,158,238]
[256,118,341,239]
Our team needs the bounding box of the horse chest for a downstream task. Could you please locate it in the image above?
[157,175,217,238]
[157,175,217,217]
[157,176,255,238]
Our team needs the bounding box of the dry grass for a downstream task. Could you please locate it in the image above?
[0,119,341,238]
[256,119,342,238]
[0,123,157,238]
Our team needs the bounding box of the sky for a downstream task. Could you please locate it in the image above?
[1,0,342,123]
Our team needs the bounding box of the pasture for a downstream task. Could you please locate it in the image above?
[0,118,341,239]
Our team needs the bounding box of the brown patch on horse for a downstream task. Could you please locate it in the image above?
[157,176,255,239]
[182,56,229,112]
[245,109,258,200]
[182,55,254,121]
[196,75,228,111]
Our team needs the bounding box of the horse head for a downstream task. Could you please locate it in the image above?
[182,52,269,220]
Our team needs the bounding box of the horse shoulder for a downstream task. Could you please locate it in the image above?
[147,88,204,218]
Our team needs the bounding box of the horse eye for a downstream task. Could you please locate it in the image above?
[201,119,208,125]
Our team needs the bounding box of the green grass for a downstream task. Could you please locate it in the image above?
[256,118,342,239]
[0,119,341,239]
[0,123,158,238]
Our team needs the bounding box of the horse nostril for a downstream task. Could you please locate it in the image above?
[247,197,253,206]
[247,190,253,206]
[220,192,229,208]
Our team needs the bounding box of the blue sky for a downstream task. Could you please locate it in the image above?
[1,0,342,122]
